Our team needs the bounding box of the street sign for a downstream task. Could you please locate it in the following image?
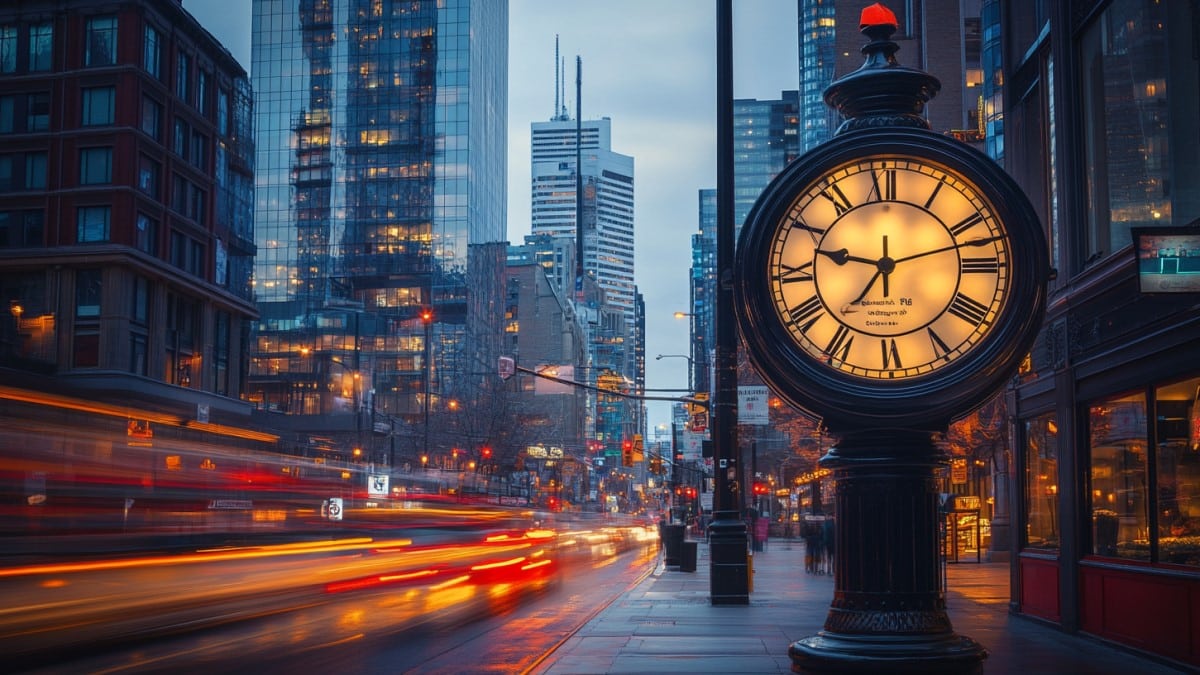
[368,474,389,497]
[326,497,343,521]
[498,356,515,380]
[738,385,770,425]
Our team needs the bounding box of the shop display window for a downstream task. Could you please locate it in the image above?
[1024,413,1059,549]
[1089,392,1148,560]
[1087,379,1200,567]
[1155,377,1200,567]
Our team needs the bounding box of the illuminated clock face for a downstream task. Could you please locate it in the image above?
[767,157,1010,380]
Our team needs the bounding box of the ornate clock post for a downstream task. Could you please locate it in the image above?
[734,5,1048,673]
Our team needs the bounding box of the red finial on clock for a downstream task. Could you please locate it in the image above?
[822,0,938,134]
[859,3,899,32]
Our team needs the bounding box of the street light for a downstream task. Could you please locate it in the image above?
[655,353,695,391]
[422,307,434,463]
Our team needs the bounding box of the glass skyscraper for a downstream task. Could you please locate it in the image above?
[689,93,798,398]
[247,0,507,463]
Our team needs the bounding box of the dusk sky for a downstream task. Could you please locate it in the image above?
[185,0,802,431]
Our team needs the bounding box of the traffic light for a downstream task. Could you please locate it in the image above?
[622,439,633,466]
[753,482,769,496]
[480,446,492,459]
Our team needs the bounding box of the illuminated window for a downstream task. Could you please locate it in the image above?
[1024,414,1059,549]
[1089,393,1148,560]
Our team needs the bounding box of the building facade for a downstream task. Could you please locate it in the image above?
[500,254,591,507]
[530,117,636,325]
[529,114,642,463]
[689,92,799,399]
[0,0,266,517]
[245,0,508,468]
[799,0,985,151]
[1001,0,1200,668]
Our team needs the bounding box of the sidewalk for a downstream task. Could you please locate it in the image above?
[533,537,1189,674]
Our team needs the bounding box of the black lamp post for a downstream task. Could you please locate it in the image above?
[709,0,750,605]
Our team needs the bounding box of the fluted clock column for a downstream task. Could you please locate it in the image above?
[790,430,985,673]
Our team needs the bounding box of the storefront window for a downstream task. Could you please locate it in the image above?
[1155,377,1200,567]
[1024,413,1059,549]
[1089,393,1149,560]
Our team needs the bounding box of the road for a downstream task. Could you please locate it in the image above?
[6,520,659,674]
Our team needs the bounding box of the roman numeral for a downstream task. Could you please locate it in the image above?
[825,325,853,360]
[819,184,852,216]
[881,338,902,370]
[927,327,952,361]
[948,293,990,325]
[775,261,814,284]
[788,296,825,333]
[950,213,984,236]
[962,256,1001,273]
[790,217,826,237]
[923,177,945,209]
[869,168,897,202]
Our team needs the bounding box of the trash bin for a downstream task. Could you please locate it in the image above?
[680,540,698,572]
[663,524,685,566]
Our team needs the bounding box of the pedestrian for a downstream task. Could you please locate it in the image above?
[803,519,822,573]
[822,516,836,575]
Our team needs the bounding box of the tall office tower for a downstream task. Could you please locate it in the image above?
[530,117,636,326]
[690,189,717,395]
[798,0,984,149]
[798,0,837,153]
[979,0,1003,161]
[687,93,798,398]
[0,1,264,451]
[247,0,508,465]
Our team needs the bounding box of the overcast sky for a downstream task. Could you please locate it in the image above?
[186,0,800,431]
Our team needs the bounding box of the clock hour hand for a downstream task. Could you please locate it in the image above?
[845,235,892,307]
[815,248,877,266]
[893,234,1004,264]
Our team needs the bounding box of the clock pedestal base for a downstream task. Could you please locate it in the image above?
[789,430,987,674]
[708,510,750,604]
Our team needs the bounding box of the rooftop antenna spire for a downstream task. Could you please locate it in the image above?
[553,35,560,121]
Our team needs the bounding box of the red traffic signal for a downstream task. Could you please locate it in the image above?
[481,446,492,459]
[420,307,434,323]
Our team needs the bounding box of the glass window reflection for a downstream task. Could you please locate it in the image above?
[1025,414,1059,549]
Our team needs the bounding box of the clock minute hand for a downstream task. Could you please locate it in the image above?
[892,235,1004,264]
[848,269,884,306]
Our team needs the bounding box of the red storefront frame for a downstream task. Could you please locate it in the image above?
[1018,553,1061,622]
[1079,561,1200,668]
